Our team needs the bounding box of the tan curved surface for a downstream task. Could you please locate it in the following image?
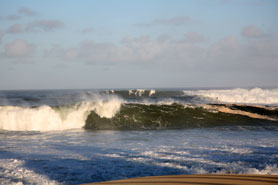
[82,174,278,185]
[203,104,278,121]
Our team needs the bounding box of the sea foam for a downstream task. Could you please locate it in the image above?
[0,96,122,131]
[183,88,278,104]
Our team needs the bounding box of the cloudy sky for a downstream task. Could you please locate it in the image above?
[0,0,277,90]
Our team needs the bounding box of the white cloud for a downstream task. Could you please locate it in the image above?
[81,27,94,34]
[153,16,192,26]
[64,48,79,60]
[241,25,264,38]
[136,16,193,27]
[4,39,36,58]
[27,20,65,32]
[6,20,65,34]
[209,36,242,57]
[44,33,204,65]
[0,31,4,43]
[205,34,278,72]
[245,37,278,59]
[0,15,21,21]
[7,24,25,34]
[180,32,206,44]
[43,30,278,74]
[6,15,21,20]
[43,45,65,58]
[18,7,38,16]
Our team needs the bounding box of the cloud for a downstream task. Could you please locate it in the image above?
[245,37,278,59]
[44,44,65,58]
[209,36,242,57]
[180,32,206,44]
[6,20,65,34]
[241,25,264,38]
[4,39,36,58]
[7,24,25,34]
[1,15,21,21]
[18,7,38,16]
[136,16,192,27]
[0,15,21,21]
[206,34,278,73]
[81,27,94,34]
[44,33,204,65]
[64,48,79,60]
[27,20,65,32]
[0,31,4,43]
[7,15,21,20]
[43,30,278,75]
[246,0,265,6]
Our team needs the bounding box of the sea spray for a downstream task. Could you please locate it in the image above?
[135,89,145,96]
[149,89,156,96]
[90,97,122,118]
[0,97,122,131]
[183,88,278,104]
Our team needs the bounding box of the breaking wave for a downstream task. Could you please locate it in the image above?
[183,88,278,104]
[1,88,278,131]
[1,101,277,131]
[0,97,122,131]
[84,103,278,130]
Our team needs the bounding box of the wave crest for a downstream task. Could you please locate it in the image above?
[0,96,122,131]
[184,88,278,104]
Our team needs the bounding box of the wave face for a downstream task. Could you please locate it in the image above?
[85,103,278,130]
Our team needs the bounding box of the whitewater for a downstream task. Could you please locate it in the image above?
[0,88,278,184]
[0,99,122,131]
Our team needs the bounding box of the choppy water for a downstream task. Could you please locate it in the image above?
[1,128,278,185]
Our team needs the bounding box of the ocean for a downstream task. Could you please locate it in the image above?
[0,88,278,184]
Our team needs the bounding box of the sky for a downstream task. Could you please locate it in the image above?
[0,0,277,90]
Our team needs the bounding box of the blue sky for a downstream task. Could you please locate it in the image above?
[0,0,277,90]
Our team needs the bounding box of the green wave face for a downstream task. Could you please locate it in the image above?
[85,103,277,130]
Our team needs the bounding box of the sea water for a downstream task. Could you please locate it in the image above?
[0,88,278,184]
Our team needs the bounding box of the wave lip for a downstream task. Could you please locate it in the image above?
[183,88,278,105]
[0,96,122,131]
[0,104,90,131]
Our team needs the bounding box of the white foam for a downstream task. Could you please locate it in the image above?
[105,90,114,94]
[135,89,145,96]
[149,89,156,96]
[215,163,278,175]
[246,164,278,175]
[184,88,278,104]
[128,90,134,95]
[0,97,122,131]
[91,97,122,118]
[128,89,155,97]
[0,159,58,185]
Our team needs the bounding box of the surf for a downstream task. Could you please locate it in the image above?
[183,87,278,104]
[0,97,122,131]
[1,102,277,131]
[1,88,278,131]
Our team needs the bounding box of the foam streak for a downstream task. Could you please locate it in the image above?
[184,88,278,104]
